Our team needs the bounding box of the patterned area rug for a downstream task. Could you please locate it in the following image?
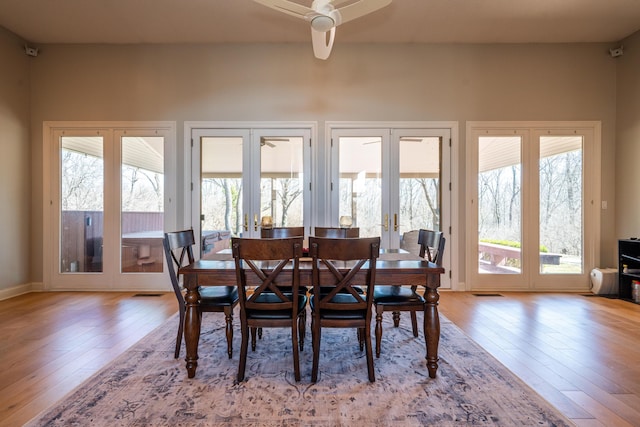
[26,310,573,426]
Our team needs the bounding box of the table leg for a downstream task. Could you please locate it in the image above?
[423,275,440,378]
[183,274,201,378]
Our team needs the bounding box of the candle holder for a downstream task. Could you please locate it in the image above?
[339,216,353,229]
[261,216,273,229]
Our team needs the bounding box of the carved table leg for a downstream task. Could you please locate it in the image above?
[423,274,440,378]
[183,274,201,378]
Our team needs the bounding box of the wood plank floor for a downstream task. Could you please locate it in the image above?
[1,291,639,426]
[438,292,640,427]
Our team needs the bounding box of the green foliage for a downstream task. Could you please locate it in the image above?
[480,238,548,253]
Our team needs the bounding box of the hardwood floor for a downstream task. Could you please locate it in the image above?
[0,292,177,427]
[438,291,640,427]
[0,291,638,426]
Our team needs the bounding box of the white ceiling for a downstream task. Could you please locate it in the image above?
[0,0,638,46]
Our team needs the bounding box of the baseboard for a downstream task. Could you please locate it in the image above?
[0,282,43,301]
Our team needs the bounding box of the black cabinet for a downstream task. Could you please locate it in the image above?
[618,239,640,300]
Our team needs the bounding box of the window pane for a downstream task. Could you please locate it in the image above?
[60,136,104,273]
[260,137,304,227]
[201,137,242,256]
[478,136,522,274]
[539,136,583,274]
[121,136,164,273]
[399,136,441,234]
[339,137,382,238]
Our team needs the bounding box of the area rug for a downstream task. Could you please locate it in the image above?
[26,310,573,426]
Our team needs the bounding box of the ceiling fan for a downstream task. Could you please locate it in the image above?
[252,0,392,60]
[260,137,291,147]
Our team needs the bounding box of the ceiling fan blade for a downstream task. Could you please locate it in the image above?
[335,0,392,25]
[252,0,312,20]
[260,137,285,147]
[311,27,336,60]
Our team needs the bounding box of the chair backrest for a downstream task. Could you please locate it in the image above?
[313,227,360,238]
[163,229,196,303]
[261,226,305,239]
[417,229,445,265]
[400,230,421,256]
[309,236,380,312]
[232,237,304,312]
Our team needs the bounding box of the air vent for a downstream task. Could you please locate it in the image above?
[472,293,503,297]
[133,293,163,297]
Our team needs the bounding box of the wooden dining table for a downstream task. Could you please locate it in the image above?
[179,249,445,379]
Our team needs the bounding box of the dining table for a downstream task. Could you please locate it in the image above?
[179,249,445,379]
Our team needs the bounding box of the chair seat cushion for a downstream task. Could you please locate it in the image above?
[309,294,367,319]
[199,286,239,306]
[373,285,424,304]
[246,294,308,319]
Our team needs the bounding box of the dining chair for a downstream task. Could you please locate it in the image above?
[257,226,306,342]
[260,226,305,238]
[309,236,380,383]
[312,227,363,296]
[373,229,445,358]
[163,229,239,359]
[313,227,360,238]
[232,236,307,382]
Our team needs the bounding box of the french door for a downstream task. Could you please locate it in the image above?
[191,125,312,255]
[44,123,176,290]
[329,125,452,287]
[466,122,600,291]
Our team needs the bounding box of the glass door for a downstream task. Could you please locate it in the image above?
[467,124,596,291]
[48,125,174,290]
[334,130,387,241]
[119,133,165,275]
[330,128,449,248]
[198,129,249,257]
[329,126,451,289]
[193,127,311,256]
[535,132,588,288]
[59,133,106,279]
[396,130,449,253]
[258,132,307,230]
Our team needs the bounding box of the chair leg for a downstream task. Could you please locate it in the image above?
[375,307,383,358]
[311,319,321,383]
[291,321,301,382]
[358,328,365,351]
[392,311,401,327]
[251,327,257,351]
[298,310,306,351]
[258,327,263,339]
[175,305,186,359]
[364,324,375,382]
[237,324,249,382]
[410,311,419,337]
[225,307,234,359]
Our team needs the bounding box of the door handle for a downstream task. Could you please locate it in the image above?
[383,214,389,232]
[394,214,398,231]
[244,214,248,232]
[254,214,258,231]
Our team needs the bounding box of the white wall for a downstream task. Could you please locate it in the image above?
[616,31,640,240]
[27,42,618,284]
[0,27,31,295]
